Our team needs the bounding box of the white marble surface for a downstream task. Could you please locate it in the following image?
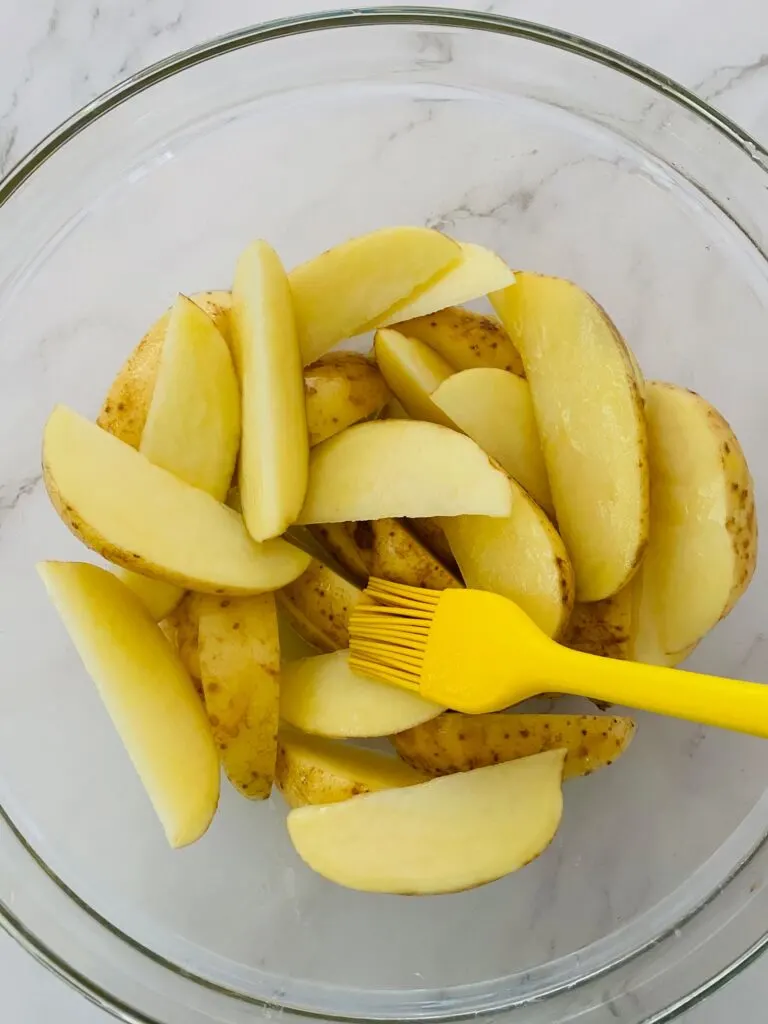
[3,0,768,1021]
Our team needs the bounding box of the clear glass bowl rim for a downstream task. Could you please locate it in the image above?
[3,7,768,1024]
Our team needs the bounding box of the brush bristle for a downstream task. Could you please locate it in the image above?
[348,578,441,689]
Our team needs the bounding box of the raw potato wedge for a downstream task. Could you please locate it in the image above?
[278,560,362,652]
[160,592,203,681]
[43,406,311,594]
[98,290,232,448]
[280,650,443,737]
[393,713,635,781]
[287,750,565,894]
[297,420,512,524]
[397,306,524,377]
[439,479,574,639]
[628,567,698,667]
[432,368,553,515]
[38,562,218,847]
[492,274,648,602]
[633,382,756,656]
[198,593,280,799]
[373,242,514,325]
[139,294,240,501]
[289,227,461,364]
[405,517,458,573]
[231,240,308,541]
[564,588,634,661]
[116,571,183,621]
[308,522,373,583]
[373,328,455,426]
[276,728,427,808]
[367,518,461,589]
[304,353,390,447]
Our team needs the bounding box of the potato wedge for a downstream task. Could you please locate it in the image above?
[160,592,203,680]
[633,382,756,656]
[290,227,460,363]
[280,650,443,737]
[308,522,373,583]
[276,728,427,808]
[198,592,280,799]
[397,306,524,376]
[432,367,553,515]
[277,559,362,652]
[43,406,311,594]
[627,567,697,667]
[564,588,634,661]
[404,517,458,573]
[393,713,635,781]
[38,562,218,847]
[374,243,514,325]
[97,290,232,449]
[373,328,455,426]
[139,294,240,500]
[231,240,308,541]
[367,518,461,589]
[287,750,565,894]
[304,353,390,447]
[492,274,648,601]
[439,479,574,639]
[116,571,183,621]
[297,420,512,524]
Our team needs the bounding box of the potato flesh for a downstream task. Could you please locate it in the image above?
[232,240,308,541]
[297,419,512,524]
[304,353,390,447]
[393,713,635,781]
[637,382,756,655]
[280,650,443,738]
[492,274,648,601]
[439,480,574,640]
[277,560,362,652]
[43,406,310,594]
[396,306,524,377]
[276,728,427,808]
[38,562,218,847]
[289,227,461,364]
[198,593,280,799]
[287,750,565,894]
[374,328,455,426]
[373,242,514,325]
[432,367,553,515]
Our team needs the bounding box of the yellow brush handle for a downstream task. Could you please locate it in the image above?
[554,647,768,738]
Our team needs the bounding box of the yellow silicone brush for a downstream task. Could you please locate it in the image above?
[349,578,768,737]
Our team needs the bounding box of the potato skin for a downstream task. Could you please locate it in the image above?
[367,518,461,590]
[160,592,204,681]
[97,291,232,448]
[304,353,390,446]
[277,560,362,652]
[564,590,633,661]
[392,713,636,781]
[396,306,524,377]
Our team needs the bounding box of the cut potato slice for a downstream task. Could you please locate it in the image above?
[198,592,280,799]
[287,749,565,894]
[367,518,461,589]
[439,480,574,639]
[97,290,232,449]
[393,713,635,781]
[633,382,756,656]
[232,240,308,541]
[297,420,512,524]
[373,243,514,325]
[627,567,696,667]
[139,294,240,501]
[280,650,443,737]
[308,522,373,583]
[115,570,183,621]
[304,353,390,447]
[160,592,203,681]
[290,227,460,363]
[373,328,455,426]
[396,306,524,376]
[278,560,362,652]
[276,728,427,808]
[492,274,648,601]
[43,406,310,594]
[405,517,458,573]
[38,562,218,847]
[564,588,634,661]
[432,368,553,515]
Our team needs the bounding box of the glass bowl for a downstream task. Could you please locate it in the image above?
[2,8,768,1023]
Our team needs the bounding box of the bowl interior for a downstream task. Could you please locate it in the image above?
[2,15,768,1021]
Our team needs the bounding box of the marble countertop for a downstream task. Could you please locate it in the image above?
[3,0,768,1020]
